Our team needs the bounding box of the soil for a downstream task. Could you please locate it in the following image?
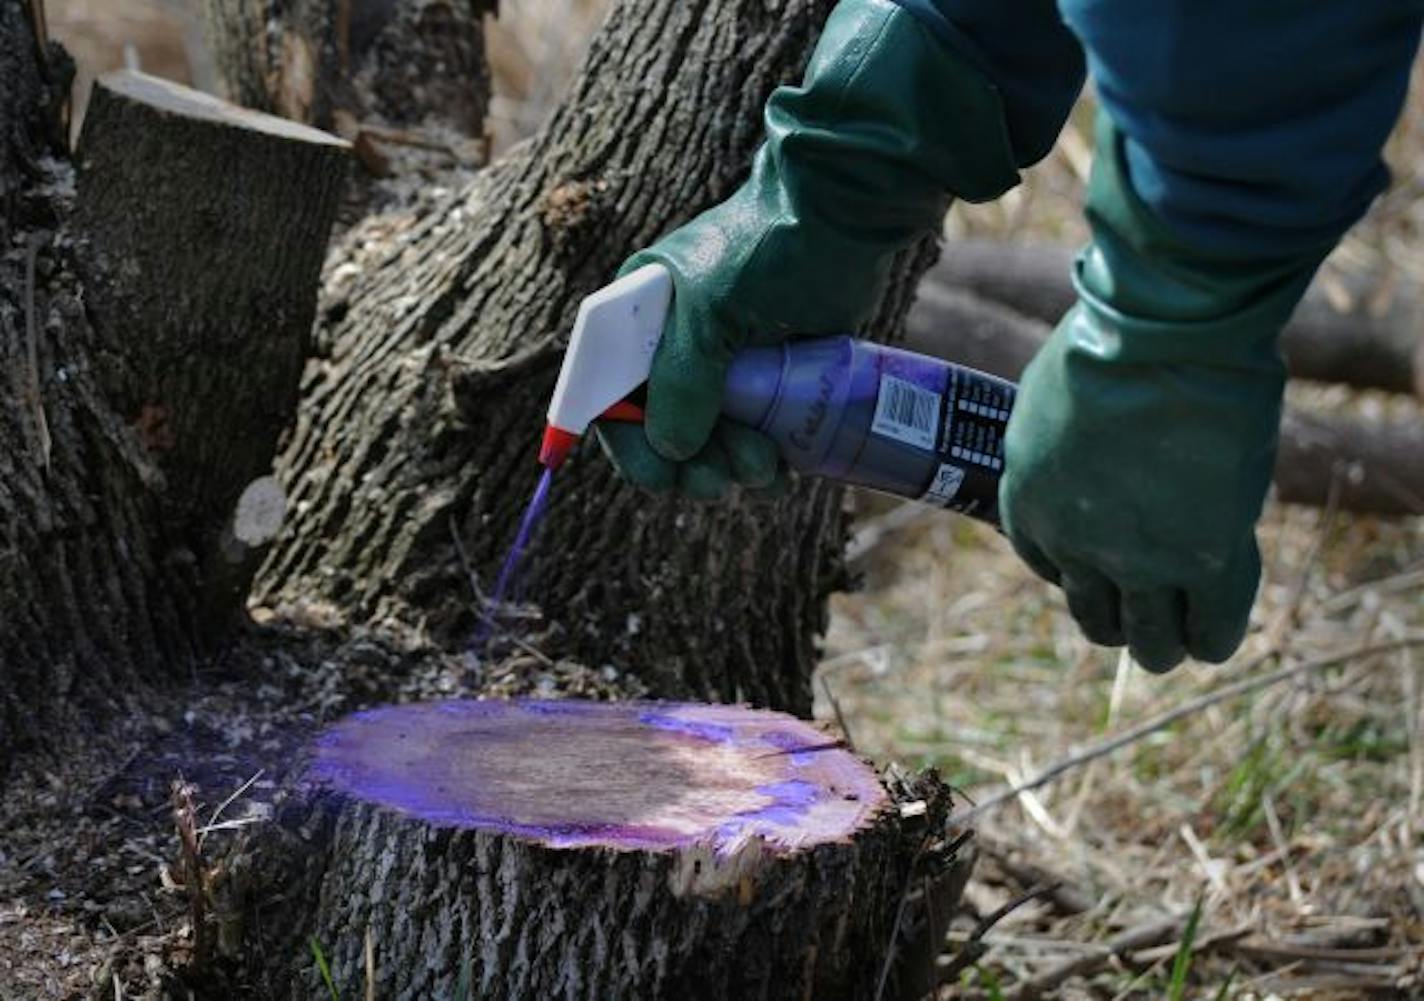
[0,600,643,1000]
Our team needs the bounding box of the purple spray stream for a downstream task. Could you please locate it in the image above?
[472,465,555,651]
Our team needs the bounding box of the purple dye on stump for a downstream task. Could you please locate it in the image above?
[472,466,555,649]
[306,699,887,857]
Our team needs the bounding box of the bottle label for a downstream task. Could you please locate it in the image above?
[921,365,1014,517]
[864,353,1015,520]
[869,374,940,451]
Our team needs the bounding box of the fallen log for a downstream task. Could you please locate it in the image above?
[905,289,1424,517]
[221,699,973,1001]
[925,239,1422,397]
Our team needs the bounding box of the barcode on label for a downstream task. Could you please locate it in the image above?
[871,374,940,450]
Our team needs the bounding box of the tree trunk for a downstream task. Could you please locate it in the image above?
[925,239,1422,397]
[252,0,939,715]
[906,288,1424,517]
[201,0,495,193]
[0,5,347,765]
[219,700,972,1001]
[75,70,349,628]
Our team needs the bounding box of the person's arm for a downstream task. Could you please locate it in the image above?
[1000,0,1423,671]
[598,0,1083,497]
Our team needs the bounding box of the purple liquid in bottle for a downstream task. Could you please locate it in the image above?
[722,337,1015,524]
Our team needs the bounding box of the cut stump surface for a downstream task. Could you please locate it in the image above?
[309,699,886,856]
[226,699,972,1001]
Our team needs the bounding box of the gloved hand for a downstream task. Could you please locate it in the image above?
[1000,116,1325,672]
[597,0,1021,499]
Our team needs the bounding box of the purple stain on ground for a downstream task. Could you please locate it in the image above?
[638,711,736,744]
[471,466,555,650]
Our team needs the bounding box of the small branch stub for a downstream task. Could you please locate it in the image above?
[231,475,286,549]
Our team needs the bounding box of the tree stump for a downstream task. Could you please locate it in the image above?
[225,700,973,1001]
[74,69,349,631]
[1,4,349,765]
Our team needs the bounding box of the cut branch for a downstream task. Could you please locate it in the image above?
[925,239,1422,396]
[224,699,973,1000]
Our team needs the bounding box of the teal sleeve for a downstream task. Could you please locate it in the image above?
[888,0,1085,167]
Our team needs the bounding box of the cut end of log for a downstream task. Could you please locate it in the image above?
[95,69,350,150]
[308,699,886,860]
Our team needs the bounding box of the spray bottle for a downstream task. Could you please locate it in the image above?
[541,265,1017,524]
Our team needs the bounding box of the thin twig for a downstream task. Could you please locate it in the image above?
[1130,923,1253,963]
[949,633,1424,826]
[24,234,51,472]
[818,670,857,750]
[1319,564,1424,615]
[449,513,489,604]
[1002,914,1185,1001]
[754,739,849,759]
[1267,468,1342,648]
[358,122,464,157]
[1262,792,1306,909]
[941,884,1063,982]
[199,769,264,850]
[170,781,210,966]
[364,925,376,1001]
[24,0,48,76]
[874,835,931,1001]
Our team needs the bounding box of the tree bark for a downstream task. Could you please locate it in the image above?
[75,70,349,628]
[201,0,495,189]
[217,700,972,1001]
[926,239,1422,397]
[252,0,939,715]
[0,13,346,764]
[906,288,1424,517]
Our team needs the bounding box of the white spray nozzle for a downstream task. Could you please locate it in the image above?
[541,264,672,465]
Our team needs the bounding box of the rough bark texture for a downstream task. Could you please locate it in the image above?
[219,703,972,1001]
[201,0,493,173]
[254,0,940,715]
[74,70,349,628]
[907,288,1424,517]
[927,239,1422,396]
[0,3,177,764]
[0,10,345,765]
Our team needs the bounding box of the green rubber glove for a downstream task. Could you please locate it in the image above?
[597,0,1020,500]
[1000,115,1328,672]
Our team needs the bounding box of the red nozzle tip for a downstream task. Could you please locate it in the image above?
[539,424,579,469]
